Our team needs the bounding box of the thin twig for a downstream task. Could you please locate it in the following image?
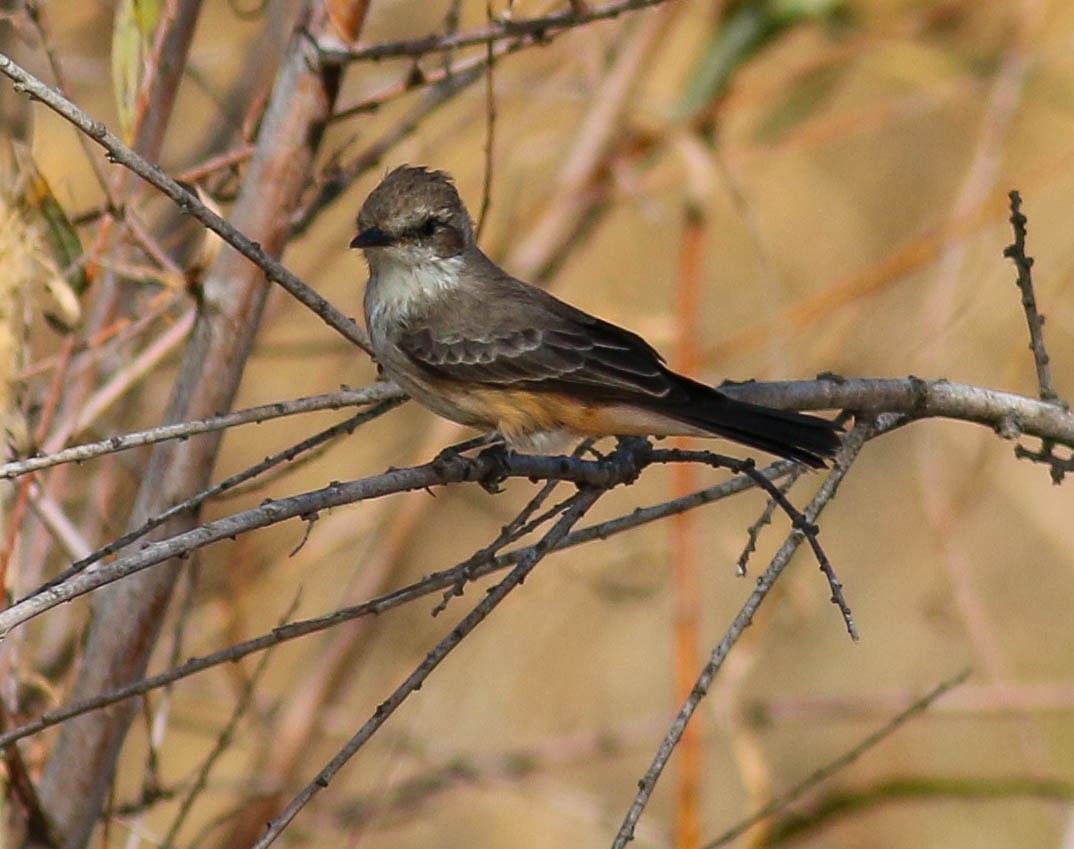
[160,598,300,848]
[1003,190,1060,404]
[292,56,488,235]
[737,467,800,575]
[1,385,402,479]
[704,669,972,848]
[26,482,94,561]
[474,0,497,241]
[321,0,670,63]
[651,446,855,638]
[610,421,872,849]
[22,0,116,203]
[764,776,1073,845]
[1002,190,1074,482]
[41,308,196,453]
[432,438,596,614]
[433,473,567,614]
[0,704,60,846]
[330,34,527,122]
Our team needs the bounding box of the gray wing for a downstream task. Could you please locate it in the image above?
[396,276,680,403]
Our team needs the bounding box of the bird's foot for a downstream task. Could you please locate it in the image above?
[475,443,512,493]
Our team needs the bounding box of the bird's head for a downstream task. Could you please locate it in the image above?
[350,165,474,269]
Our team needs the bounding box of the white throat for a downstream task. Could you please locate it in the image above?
[364,248,466,328]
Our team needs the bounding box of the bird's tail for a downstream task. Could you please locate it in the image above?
[667,384,842,469]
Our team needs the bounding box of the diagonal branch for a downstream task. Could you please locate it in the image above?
[0,50,369,353]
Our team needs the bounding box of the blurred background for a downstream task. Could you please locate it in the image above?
[4,1,1074,847]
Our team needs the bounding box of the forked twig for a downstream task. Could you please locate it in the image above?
[1003,190,1073,482]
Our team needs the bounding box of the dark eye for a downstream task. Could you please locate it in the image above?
[417,217,438,238]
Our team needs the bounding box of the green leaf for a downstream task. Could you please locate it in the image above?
[111,0,161,143]
[677,0,846,119]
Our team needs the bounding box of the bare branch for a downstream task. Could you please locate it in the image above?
[737,467,800,575]
[721,376,1074,446]
[6,370,1073,637]
[12,371,1060,485]
[0,460,800,755]
[0,50,370,352]
[1004,190,1061,405]
[1,384,402,479]
[0,442,655,634]
[650,445,855,637]
[321,0,670,63]
[31,400,402,596]
[160,599,295,848]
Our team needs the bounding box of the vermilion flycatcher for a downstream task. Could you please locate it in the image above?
[351,166,840,467]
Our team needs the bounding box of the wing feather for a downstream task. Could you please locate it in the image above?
[395,277,677,402]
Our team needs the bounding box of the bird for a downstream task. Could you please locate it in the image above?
[350,165,841,467]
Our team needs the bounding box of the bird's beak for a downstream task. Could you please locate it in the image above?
[350,226,394,249]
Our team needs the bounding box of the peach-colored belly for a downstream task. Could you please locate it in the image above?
[435,385,704,445]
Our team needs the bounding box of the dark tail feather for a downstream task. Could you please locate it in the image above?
[671,391,842,469]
